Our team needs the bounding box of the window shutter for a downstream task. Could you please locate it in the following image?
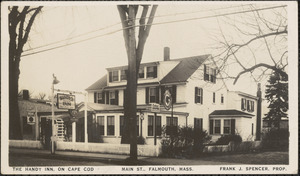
[204,65,207,80]
[153,66,157,78]
[146,87,149,104]
[213,69,217,83]
[101,91,105,104]
[209,120,214,134]
[123,89,127,105]
[94,92,97,103]
[160,86,165,104]
[241,98,244,110]
[231,119,235,134]
[200,88,203,104]
[200,118,203,131]
[195,87,198,103]
[172,85,177,103]
[155,87,159,103]
[115,90,119,105]
[109,72,112,82]
[106,91,109,104]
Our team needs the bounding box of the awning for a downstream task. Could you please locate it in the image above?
[209,109,254,118]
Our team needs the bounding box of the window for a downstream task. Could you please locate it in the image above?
[213,92,216,103]
[150,87,156,103]
[241,98,254,112]
[195,87,203,104]
[252,123,254,135]
[107,116,115,135]
[112,70,119,81]
[97,116,104,135]
[97,93,103,104]
[138,67,144,78]
[146,66,157,78]
[214,120,221,134]
[166,117,178,135]
[109,91,116,105]
[121,70,127,81]
[221,94,224,104]
[223,120,231,134]
[148,115,162,136]
[241,98,247,111]
[209,119,220,134]
[204,65,216,83]
[146,87,159,104]
[109,70,119,82]
[94,92,104,104]
[194,118,203,131]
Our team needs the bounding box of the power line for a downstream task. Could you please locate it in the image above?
[23,4,253,53]
[21,5,286,58]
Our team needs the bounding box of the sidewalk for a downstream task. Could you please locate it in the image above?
[9,147,154,165]
[9,147,242,165]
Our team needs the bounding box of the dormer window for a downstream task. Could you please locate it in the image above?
[109,70,119,82]
[121,70,127,81]
[146,66,157,78]
[138,67,145,78]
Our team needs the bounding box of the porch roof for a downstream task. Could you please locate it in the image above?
[209,109,254,118]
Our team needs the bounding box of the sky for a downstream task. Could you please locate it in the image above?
[2,1,293,103]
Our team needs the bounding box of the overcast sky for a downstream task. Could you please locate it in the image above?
[2,1,294,103]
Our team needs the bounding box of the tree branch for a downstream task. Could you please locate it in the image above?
[233,63,287,84]
[117,5,130,59]
[136,5,158,67]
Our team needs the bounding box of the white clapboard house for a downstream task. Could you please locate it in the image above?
[80,47,261,144]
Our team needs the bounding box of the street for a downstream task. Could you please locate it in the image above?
[9,148,288,166]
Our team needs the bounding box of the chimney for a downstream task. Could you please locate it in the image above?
[164,47,170,61]
[23,89,29,100]
[256,83,262,141]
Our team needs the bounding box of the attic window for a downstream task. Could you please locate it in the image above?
[146,66,157,78]
[139,67,145,78]
[204,65,216,83]
[121,70,127,81]
[109,70,119,82]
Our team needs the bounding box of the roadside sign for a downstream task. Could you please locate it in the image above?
[163,89,172,110]
[150,103,160,112]
[57,93,76,109]
[27,112,35,125]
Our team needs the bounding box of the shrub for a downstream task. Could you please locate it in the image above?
[215,134,242,145]
[137,136,146,145]
[262,128,289,151]
[160,126,211,158]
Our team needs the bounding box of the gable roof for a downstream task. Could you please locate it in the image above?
[209,109,254,118]
[160,55,210,84]
[85,54,211,91]
[85,75,107,91]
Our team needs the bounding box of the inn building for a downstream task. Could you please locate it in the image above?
[75,47,262,144]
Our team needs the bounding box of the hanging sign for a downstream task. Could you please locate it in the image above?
[150,103,160,112]
[27,111,36,125]
[57,93,76,109]
[163,89,172,110]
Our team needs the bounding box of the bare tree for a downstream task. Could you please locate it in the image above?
[9,6,43,139]
[212,5,288,84]
[38,92,47,100]
[117,5,158,162]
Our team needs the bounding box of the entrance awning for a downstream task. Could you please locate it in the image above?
[209,109,254,118]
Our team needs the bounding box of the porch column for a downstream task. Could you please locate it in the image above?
[72,121,76,142]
